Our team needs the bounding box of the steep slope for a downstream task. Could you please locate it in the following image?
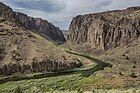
[15,12,66,43]
[68,7,140,50]
[0,2,20,26]
[0,17,82,76]
[0,2,66,43]
[98,40,140,78]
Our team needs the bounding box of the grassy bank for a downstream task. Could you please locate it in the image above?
[0,74,140,93]
[0,51,113,93]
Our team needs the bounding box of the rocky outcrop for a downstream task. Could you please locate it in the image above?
[0,57,81,76]
[15,12,66,43]
[0,2,66,43]
[0,2,20,26]
[68,7,140,50]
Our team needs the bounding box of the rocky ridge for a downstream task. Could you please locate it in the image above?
[15,12,66,43]
[0,2,66,43]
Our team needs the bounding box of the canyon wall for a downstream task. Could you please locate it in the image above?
[68,7,140,50]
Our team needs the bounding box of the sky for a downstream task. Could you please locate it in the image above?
[1,0,140,30]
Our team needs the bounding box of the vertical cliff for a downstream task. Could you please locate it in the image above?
[68,7,140,50]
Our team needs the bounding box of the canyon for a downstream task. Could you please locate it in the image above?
[0,2,140,93]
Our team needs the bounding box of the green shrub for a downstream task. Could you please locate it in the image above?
[0,45,4,54]
[13,86,23,93]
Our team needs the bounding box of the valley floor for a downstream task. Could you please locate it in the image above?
[0,51,139,93]
[0,74,140,93]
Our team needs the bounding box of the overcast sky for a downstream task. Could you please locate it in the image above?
[1,0,140,30]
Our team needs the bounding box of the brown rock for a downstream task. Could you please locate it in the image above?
[68,7,140,50]
[0,57,82,76]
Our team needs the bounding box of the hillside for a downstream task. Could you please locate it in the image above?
[15,12,66,43]
[0,2,87,76]
[0,2,66,43]
[0,17,84,75]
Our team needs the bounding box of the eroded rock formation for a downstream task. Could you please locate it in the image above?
[0,57,81,75]
[68,7,140,50]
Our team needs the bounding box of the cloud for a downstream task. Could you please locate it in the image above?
[1,0,140,29]
[13,0,66,12]
[105,0,140,10]
[95,0,113,9]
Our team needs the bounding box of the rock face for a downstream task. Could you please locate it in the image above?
[0,57,81,76]
[68,7,140,50]
[15,12,66,43]
[0,2,66,43]
[0,2,20,26]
